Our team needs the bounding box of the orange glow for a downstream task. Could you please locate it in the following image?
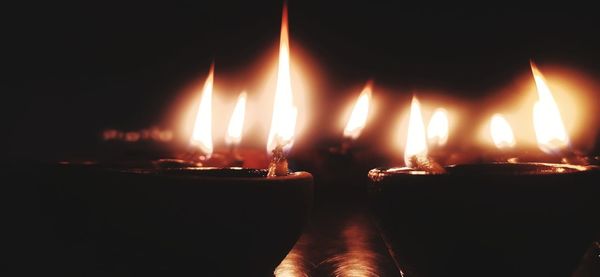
[404,96,428,167]
[267,4,298,153]
[427,108,448,147]
[343,83,372,140]
[490,113,516,149]
[530,61,570,153]
[190,65,214,156]
[225,92,247,145]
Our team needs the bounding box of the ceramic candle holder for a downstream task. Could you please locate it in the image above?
[14,163,313,276]
[368,163,600,277]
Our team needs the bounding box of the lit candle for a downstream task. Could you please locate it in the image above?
[266,3,299,177]
[403,95,445,173]
[43,4,314,276]
[224,91,247,166]
[367,71,600,277]
[426,107,453,165]
[189,63,215,161]
[341,81,373,151]
[529,61,588,165]
[487,113,518,162]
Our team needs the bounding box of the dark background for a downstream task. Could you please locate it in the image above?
[3,1,600,161]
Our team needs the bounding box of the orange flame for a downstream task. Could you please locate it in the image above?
[267,4,298,153]
[225,91,247,146]
[427,108,448,147]
[404,96,428,167]
[190,64,214,156]
[490,113,515,149]
[530,61,569,154]
[343,82,372,140]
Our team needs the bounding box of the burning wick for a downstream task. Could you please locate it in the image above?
[489,113,518,163]
[530,61,589,165]
[338,81,373,154]
[266,3,298,177]
[267,140,290,177]
[425,107,450,164]
[427,108,449,149]
[178,63,217,165]
[225,91,247,166]
[404,96,446,174]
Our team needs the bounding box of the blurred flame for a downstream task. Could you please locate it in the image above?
[490,113,516,149]
[343,83,372,140]
[190,65,214,156]
[404,96,428,167]
[427,108,448,147]
[225,92,247,145]
[267,4,298,153]
[531,61,570,154]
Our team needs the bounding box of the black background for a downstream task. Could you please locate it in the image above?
[3,1,600,161]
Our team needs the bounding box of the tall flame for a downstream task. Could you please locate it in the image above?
[404,96,428,167]
[190,64,214,156]
[427,108,449,147]
[225,91,247,146]
[490,113,516,149]
[530,61,569,154]
[343,82,372,140]
[267,4,298,153]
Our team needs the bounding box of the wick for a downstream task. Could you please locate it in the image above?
[227,143,244,167]
[267,144,289,177]
[409,155,446,174]
[340,137,353,155]
[180,146,209,166]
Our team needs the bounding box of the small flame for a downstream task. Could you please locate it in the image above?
[427,108,449,147]
[267,4,298,153]
[190,64,214,156]
[343,82,372,140]
[530,61,569,154]
[404,96,428,167]
[225,92,247,146]
[490,113,516,149]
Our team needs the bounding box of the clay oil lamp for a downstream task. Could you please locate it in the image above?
[368,91,600,277]
[38,5,314,276]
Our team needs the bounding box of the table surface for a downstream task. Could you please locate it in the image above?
[274,195,402,277]
[273,193,600,277]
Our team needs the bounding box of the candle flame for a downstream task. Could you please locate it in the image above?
[427,108,449,147]
[267,4,298,154]
[343,82,372,140]
[225,91,247,146]
[490,113,516,149]
[190,64,214,156]
[404,96,428,167]
[530,61,569,154]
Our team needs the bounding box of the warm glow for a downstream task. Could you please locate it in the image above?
[490,113,516,149]
[427,108,448,147]
[530,61,570,154]
[267,4,298,153]
[404,96,428,167]
[190,65,214,156]
[343,83,372,140]
[225,91,247,145]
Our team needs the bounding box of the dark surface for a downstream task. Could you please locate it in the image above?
[368,163,600,277]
